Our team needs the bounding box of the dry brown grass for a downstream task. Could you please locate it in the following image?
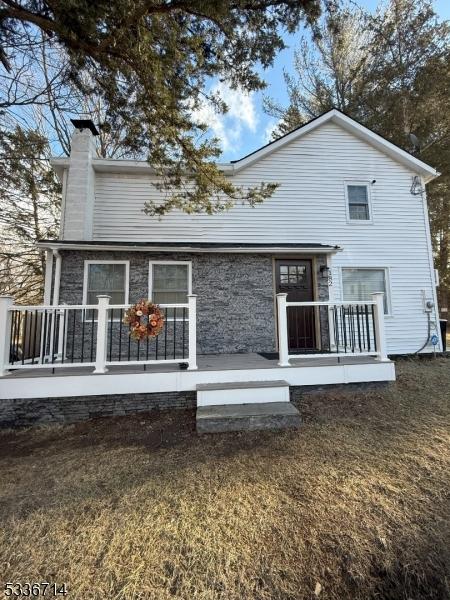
[0,358,449,600]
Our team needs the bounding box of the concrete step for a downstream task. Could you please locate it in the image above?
[196,380,289,407]
[196,401,300,434]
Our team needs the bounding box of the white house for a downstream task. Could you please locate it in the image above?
[0,109,441,430]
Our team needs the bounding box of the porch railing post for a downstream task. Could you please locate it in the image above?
[187,294,198,370]
[0,296,14,377]
[93,295,110,374]
[372,292,388,361]
[276,293,290,366]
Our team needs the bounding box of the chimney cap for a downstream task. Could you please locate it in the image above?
[70,118,100,136]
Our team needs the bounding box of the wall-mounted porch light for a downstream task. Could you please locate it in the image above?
[320,265,331,279]
[320,265,332,286]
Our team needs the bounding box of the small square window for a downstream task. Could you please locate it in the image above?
[347,184,370,221]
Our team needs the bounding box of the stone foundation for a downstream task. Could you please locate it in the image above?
[0,391,196,429]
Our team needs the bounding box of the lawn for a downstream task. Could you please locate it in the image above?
[0,358,449,600]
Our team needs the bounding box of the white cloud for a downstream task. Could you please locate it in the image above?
[191,82,258,154]
[263,119,279,145]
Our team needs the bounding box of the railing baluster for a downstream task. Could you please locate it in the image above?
[182,307,186,359]
[9,311,15,364]
[61,309,67,363]
[70,309,76,362]
[42,310,49,364]
[51,310,58,363]
[119,308,123,361]
[173,307,177,359]
[80,308,86,363]
[108,308,114,362]
[90,309,95,362]
[164,310,167,360]
[334,305,339,353]
[21,310,28,364]
[342,306,347,352]
[127,323,131,360]
[371,305,377,352]
[356,305,362,352]
[365,305,371,352]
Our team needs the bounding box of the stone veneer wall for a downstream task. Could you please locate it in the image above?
[0,392,196,428]
[58,250,330,355]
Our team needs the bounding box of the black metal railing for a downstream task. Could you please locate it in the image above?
[8,307,98,367]
[105,307,189,364]
[285,302,377,355]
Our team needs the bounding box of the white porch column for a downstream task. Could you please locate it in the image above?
[43,250,53,305]
[93,295,110,374]
[0,296,14,377]
[187,294,198,370]
[52,250,62,305]
[276,293,290,367]
[372,292,388,361]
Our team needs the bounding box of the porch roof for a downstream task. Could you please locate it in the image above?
[37,240,342,254]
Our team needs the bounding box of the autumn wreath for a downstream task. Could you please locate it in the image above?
[123,299,165,341]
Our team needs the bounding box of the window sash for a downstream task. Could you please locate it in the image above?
[85,263,127,304]
[342,268,388,313]
[347,184,370,220]
[150,263,190,317]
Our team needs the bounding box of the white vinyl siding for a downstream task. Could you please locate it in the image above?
[90,121,438,354]
[342,268,389,313]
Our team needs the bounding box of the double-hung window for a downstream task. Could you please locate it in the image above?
[83,261,129,314]
[149,261,191,317]
[342,268,390,314]
[346,183,371,221]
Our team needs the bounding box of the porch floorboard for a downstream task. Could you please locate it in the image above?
[5,352,380,379]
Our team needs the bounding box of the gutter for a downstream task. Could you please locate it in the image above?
[36,241,343,255]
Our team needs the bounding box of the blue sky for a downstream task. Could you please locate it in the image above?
[207,0,450,163]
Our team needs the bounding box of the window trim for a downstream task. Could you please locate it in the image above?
[148,260,192,306]
[82,260,130,307]
[344,181,373,224]
[340,267,392,316]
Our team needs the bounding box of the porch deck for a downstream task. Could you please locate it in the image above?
[0,352,395,401]
[5,352,381,378]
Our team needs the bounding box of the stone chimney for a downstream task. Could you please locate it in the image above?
[61,119,99,240]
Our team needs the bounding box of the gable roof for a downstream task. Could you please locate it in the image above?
[231,109,438,182]
[51,108,438,182]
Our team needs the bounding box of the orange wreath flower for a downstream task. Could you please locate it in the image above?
[123,300,165,341]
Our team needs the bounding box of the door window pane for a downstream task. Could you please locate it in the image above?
[342,268,388,313]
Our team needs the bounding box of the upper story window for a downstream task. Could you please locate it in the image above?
[346,183,371,221]
[83,261,129,306]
